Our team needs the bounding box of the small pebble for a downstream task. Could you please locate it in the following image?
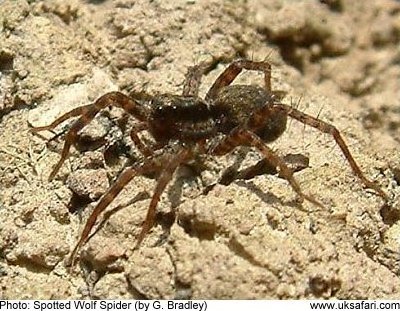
[66,169,109,201]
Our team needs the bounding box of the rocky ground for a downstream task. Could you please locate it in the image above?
[0,0,400,299]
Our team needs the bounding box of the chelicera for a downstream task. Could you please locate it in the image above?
[30,59,388,265]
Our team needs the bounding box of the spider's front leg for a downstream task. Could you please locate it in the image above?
[208,127,323,208]
[67,164,138,266]
[135,147,192,248]
[67,147,192,266]
[30,91,149,181]
[130,122,156,157]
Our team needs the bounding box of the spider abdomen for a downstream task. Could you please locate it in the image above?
[214,85,287,143]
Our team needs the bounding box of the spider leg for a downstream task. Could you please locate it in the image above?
[182,62,210,97]
[130,122,154,157]
[206,59,272,101]
[30,91,149,181]
[219,153,309,186]
[209,127,324,208]
[67,165,138,266]
[87,191,150,250]
[129,123,170,159]
[67,149,178,266]
[203,152,308,195]
[135,147,193,248]
[271,104,388,201]
[68,147,192,266]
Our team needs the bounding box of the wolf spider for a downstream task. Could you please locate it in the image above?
[30,59,387,266]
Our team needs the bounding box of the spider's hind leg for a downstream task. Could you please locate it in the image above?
[205,59,272,101]
[208,127,323,208]
[271,104,388,201]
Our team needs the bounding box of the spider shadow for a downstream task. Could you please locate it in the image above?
[83,191,150,246]
[81,173,189,250]
[86,0,108,4]
[233,179,306,210]
[76,155,311,250]
[153,171,198,246]
[202,151,311,210]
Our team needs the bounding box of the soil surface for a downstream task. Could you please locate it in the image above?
[1,0,400,299]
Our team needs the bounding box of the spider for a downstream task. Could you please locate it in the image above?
[30,59,388,266]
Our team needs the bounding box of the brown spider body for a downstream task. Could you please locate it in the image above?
[30,59,388,267]
[149,85,286,145]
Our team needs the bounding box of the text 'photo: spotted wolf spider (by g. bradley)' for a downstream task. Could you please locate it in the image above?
[30,59,388,266]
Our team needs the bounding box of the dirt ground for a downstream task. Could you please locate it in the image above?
[1,0,400,299]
